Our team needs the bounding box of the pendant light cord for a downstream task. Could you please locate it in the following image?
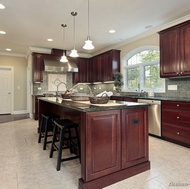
[88,0,89,36]
[71,11,77,49]
[61,24,67,56]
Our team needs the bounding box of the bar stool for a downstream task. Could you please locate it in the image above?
[49,119,81,171]
[38,113,60,150]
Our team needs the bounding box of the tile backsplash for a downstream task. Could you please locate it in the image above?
[33,73,190,98]
[33,72,73,95]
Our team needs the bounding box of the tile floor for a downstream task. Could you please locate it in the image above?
[0,118,190,189]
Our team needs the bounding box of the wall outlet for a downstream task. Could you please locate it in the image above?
[168,85,177,90]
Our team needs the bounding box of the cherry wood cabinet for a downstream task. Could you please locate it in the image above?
[73,49,120,83]
[73,58,89,83]
[162,101,190,147]
[32,53,44,83]
[38,99,150,189]
[121,107,148,169]
[89,49,120,82]
[85,110,121,181]
[33,95,44,120]
[159,20,190,78]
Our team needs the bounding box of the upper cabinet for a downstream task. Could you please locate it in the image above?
[32,53,44,83]
[73,58,90,83]
[159,21,190,78]
[73,49,120,83]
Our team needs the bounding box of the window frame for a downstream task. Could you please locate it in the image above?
[121,46,165,93]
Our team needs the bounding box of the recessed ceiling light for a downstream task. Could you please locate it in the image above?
[0,31,6,34]
[6,48,11,51]
[47,38,53,42]
[109,30,116,33]
[0,4,5,9]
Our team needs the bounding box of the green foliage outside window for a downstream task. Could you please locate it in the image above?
[126,50,163,90]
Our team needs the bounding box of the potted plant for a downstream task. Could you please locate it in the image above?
[113,72,124,94]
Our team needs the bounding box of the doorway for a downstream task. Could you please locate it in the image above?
[0,67,13,114]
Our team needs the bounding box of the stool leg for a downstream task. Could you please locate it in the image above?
[49,124,57,158]
[43,118,49,150]
[38,117,44,143]
[75,127,81,162]
[68,128,73,154]
[57,128,64,171]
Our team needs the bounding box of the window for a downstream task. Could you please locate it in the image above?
[123,47,165,93]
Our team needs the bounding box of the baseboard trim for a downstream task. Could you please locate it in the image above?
[12,110,29,114]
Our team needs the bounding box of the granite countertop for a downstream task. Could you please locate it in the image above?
[38,97,149,112]
[112,95,190,102]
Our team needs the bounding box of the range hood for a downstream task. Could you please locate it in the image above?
[44,59,78,73]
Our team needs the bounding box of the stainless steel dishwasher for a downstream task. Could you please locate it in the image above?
[138,99,161,137]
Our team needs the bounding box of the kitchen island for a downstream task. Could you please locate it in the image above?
[38,97,150,189]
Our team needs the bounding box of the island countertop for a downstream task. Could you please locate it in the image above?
[38,97,149,112]
[38,97,150,189]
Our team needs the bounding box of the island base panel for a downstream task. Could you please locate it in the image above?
[79,161,150,189]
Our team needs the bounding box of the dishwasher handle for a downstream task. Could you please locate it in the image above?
[137,99,161,105]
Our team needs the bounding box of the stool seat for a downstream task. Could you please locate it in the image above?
[49,119,81,171]
[38,113,60,150]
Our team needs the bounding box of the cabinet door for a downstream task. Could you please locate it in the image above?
[73,58,89,83]
[180,23,190,76]
[33,54,44,83]
[160,28,180,77]
[85,110,121,181]
[121,107,148,169]
[101,50,120,82]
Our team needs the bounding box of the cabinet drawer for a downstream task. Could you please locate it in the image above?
[162,109,190,127]
[162,101,190,110]
[162,122,190,145]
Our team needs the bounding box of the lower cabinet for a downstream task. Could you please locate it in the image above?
[85,110,121,181]
[121,108,149,169]
[84,108,148,181]
[33,95,44,120]
[162,101,190,147]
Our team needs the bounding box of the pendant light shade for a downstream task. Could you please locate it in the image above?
[69,11,79,57]
[60,24,68,63]
[83,0,94,50]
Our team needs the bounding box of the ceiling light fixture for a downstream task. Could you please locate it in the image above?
[0,31,6,34]
[69,11,79,57]
[83,0,94,50]
[0,4,5,9]
[60,24,68,63]
[6,48,11,51]
[109,29,116,33]
[47,38,53,42]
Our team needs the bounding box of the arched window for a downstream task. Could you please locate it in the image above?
[122,46,165,93]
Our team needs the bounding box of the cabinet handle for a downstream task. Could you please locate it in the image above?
[132,119,140,126]
[177,116,179,119]
[176,104,179,107]
[177,132,180,135]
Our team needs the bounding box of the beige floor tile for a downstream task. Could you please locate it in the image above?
[0,118,190,189]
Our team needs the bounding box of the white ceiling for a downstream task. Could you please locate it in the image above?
[0,0,190,57]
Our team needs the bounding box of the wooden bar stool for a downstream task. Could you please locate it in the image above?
[38,113,60,150]
[49,119,81,171]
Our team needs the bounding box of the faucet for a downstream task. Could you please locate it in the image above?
[56,82,67,98]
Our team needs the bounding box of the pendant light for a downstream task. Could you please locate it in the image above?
[69,11,79,57]
[83,0,94,50]
[60,24,68,62]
